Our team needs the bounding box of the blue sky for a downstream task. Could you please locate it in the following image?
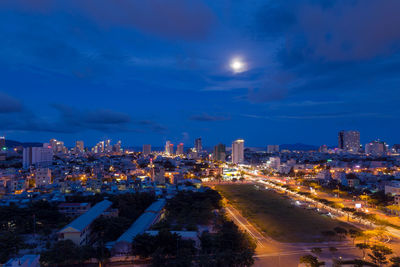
[0,0,399,147]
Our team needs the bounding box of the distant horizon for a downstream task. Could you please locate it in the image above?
[5,136,394,150]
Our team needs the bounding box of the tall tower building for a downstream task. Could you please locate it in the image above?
[23,147,53,168]
[195,138,202,153]
[176,143,184,155]
[75,141,84,153]
[365,140,388,156]
[143,144,151,156]
[338,130,360,152]
[232,139,244,164]
[165,141,171,155]
[213,143,226,162]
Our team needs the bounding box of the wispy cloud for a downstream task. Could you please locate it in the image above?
[190,113,230,122]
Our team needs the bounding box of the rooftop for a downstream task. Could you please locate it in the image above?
[115,199,165,243]
[59,199,112,232]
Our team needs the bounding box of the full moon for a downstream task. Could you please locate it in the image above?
[230,58,247,73]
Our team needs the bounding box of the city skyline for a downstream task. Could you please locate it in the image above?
[1,1,400,146]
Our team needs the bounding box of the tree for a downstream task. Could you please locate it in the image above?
[40,240,83,265]
[299,254,321,267]
[334,227,347,241]
[133,233,157,258]
[0,231,24,263]
[390,256,400,267]
[355,243,370,259]
[368,244,392,266]
[311,247,322,256]
[321,230,336,241]
[349,229,361,244]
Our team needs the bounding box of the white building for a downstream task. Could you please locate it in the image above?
[267,157,280,170]
[34,168,52,187]
[165,141,173,155]
[385,181,400,195]
[365,140,388,156]
[232,139,244,164]
[23,147,53,168]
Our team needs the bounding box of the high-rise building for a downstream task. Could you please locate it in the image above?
[338,130,360,153]
[232,139,244,164]
[143,144,151,155]
[195,138,202,153]
[49,139,66,154]
[267,145,279,153]
[75,141,84,153]
[113,140,122,152]
[176,143,184,155]
[213,143,226,162]
[365,140,388,156]
[165,141,174,155]
[165,141,170,155]
[23,147,53,168]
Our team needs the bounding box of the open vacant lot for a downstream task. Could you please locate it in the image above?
[216,184,354,243]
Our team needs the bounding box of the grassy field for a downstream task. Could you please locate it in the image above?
[216,184,355,243]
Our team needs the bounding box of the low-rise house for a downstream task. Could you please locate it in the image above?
[58,199,113,246]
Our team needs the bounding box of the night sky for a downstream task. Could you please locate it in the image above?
[0,0,399,147]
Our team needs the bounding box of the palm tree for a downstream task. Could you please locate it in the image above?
[355,243,370,259]
[299,254,321,267]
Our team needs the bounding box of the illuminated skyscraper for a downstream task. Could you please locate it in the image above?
[176,143,184,155]
[232,139,244,164]
[143,144,151,155]
[75,141,84,153]
[195,138,202,152]
[365,140,388,156]
[213,143,226,161]
[338,130,360,153]
[165,141,174,155]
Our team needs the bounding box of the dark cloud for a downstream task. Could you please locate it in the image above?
[256,0,400,62]
[247,0,400,104]
[52,104,134,132]
[0,103,165,135]
[1,0,215,41]
[0,92,23,113]
[190,113,230,122]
